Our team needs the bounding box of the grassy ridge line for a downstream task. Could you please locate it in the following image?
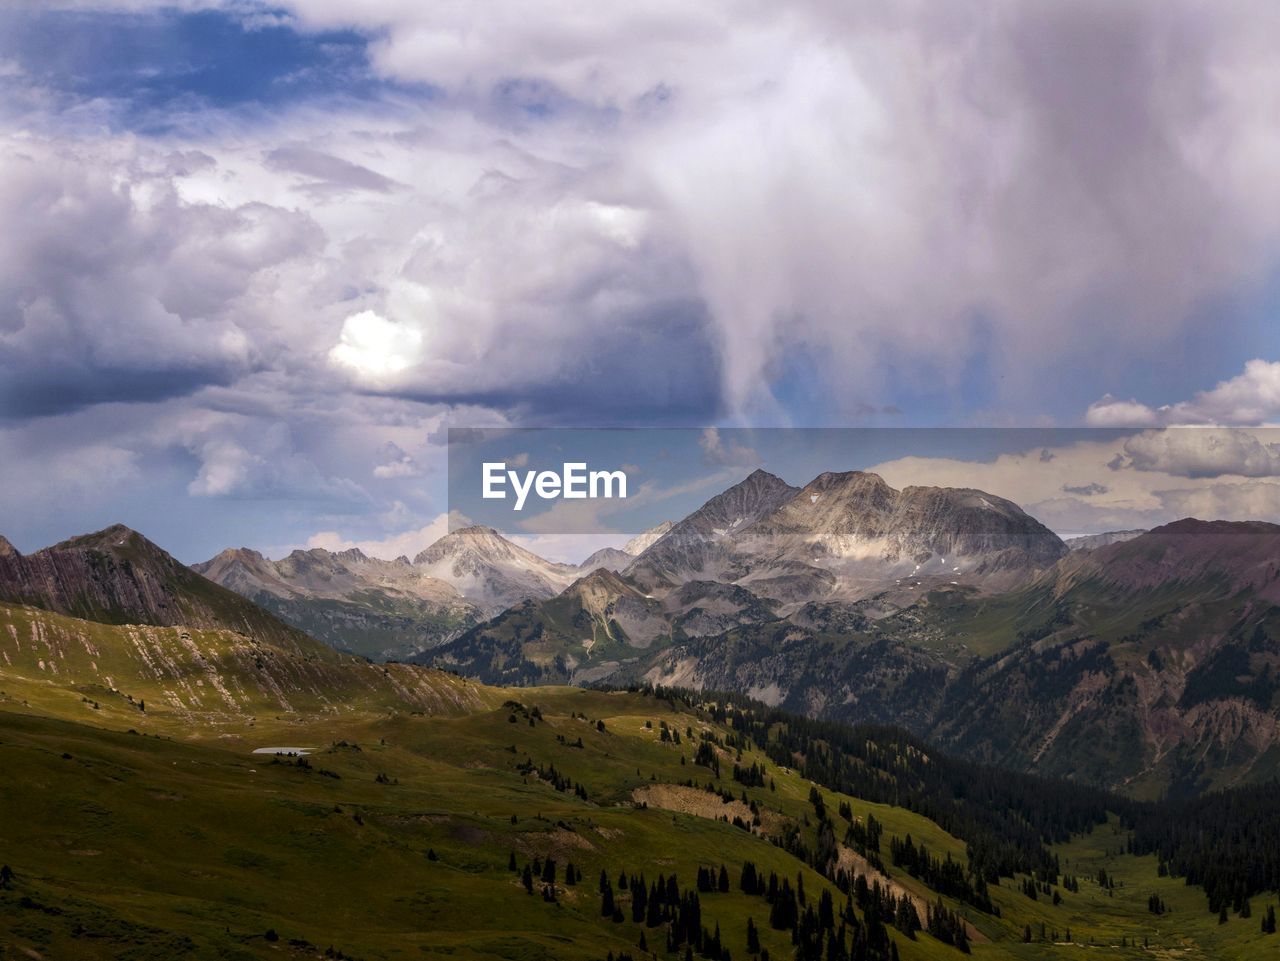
[0,601,496,727]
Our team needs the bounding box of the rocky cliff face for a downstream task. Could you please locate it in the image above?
[428,567,781,686]
[0,524,307,646]
[627,469,801,587]
[639,622,950,732]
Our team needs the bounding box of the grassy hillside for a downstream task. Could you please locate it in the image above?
[3,604,1279,960]
[0,601,492,727]
[1,688,1277,957]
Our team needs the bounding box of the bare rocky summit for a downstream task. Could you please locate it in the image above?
[0,524,309,647]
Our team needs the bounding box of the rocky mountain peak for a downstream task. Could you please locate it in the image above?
[808,470,894,495]
[191,547,283,597]
[690,469,799,530]
[54,523,148,552]
[623,471,799,588]
[412,526,576,614]
[890,486,1066,567]
[784,470,897,517]
[207,547,266,564]
[577,547,634,572]
[740,467,793,494]
[565,566,637,598]
[0,524,310,644]
[414,526,511,563]
[0,535,19,559]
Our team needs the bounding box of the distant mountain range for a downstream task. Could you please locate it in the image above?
[192,521,673,659]
[9,467,1280,799]
[1064,529,1148,551]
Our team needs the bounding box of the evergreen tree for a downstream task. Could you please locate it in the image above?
[746,917,760,954]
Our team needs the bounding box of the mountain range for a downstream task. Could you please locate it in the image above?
[10,519,1279,960]
[2,506,1280,957]
[191,522,672,660]
[13,466,1280,800]
[419,470,1279,799]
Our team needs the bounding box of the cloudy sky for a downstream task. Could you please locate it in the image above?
[3,1,1280,562]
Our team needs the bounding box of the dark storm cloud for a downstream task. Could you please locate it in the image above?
[0,139,323,419]
[0,365,238,419]
[371,298,722,427]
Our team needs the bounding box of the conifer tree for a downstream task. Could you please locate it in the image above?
[746,917,760,954]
